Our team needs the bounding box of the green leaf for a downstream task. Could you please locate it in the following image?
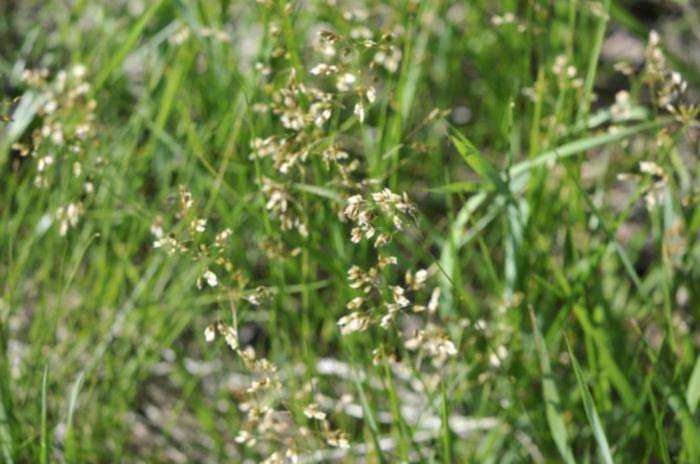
[449,129,503,189]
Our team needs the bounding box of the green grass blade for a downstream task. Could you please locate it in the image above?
[686,356,700,414]
[648,383,673,464]
[658,380,700,461]
[565,337,613,464]
[64,371,85,461]
[573,305,636,410]
[450,129,503,190]
[562,163,645,295]
[428,181,480,194]
[93,0,165,90]
[0,380,14,464]
[577,0,611,123]
[510,118,670,178]
[440,379,453,463]
[529,308,576,464]
[352,373,387,464]
[40,365,49,464]
[293,183,345,204]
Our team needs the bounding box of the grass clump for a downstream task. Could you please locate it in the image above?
[1,0,700,462]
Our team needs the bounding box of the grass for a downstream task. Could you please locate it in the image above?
[1,0,699,462]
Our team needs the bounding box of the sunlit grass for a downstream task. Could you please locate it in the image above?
[1,1,699,462]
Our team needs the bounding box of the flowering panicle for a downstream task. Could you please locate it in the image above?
[151,186,239,291]
[643,31,695,119]
[205,319,350,458]
[12,64,99,235]
[614,31,696,212]
[152,4,456,459]
[338,186,458,368]
[153,182,350,458]
[246,23,401,239]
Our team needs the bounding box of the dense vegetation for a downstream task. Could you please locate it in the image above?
[1,1,699,462]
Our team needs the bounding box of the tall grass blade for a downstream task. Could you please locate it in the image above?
[510,118,670,178]
[93,0,165,89]
[440,379,453,463]
[686,356,700,414]
[64,371,85,460]
[565,337,613,464]
[0,382,13,464]
[529,308,576,464]
[40,365,49,464]
[352,369,387,464]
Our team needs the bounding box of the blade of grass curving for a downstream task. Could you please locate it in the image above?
[529,308,576,464]
[565,337,613,464]
[572,105,650,133]
[445,118,671,274]
[510,118,670,178]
